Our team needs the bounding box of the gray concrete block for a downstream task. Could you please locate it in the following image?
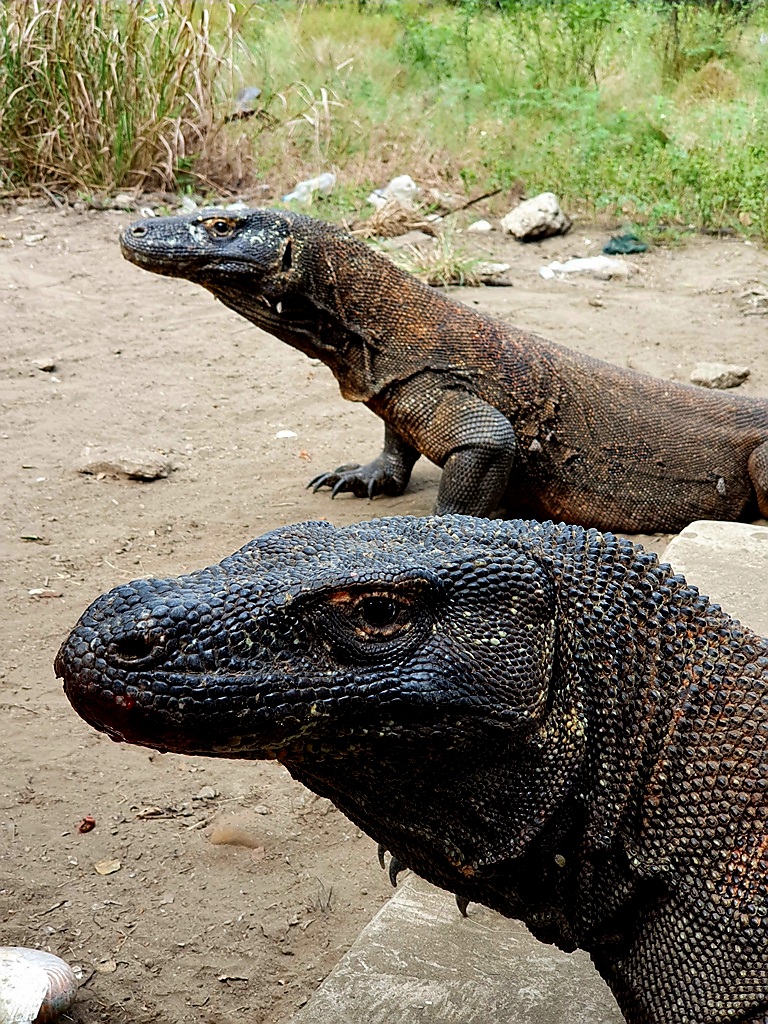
[289,875,623,1024]
[662,519,768,636]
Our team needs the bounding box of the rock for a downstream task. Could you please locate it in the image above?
[467,219,493,233]
[77,446,173,481]
[500,192,571,241]
[689,363,750,389]
[475,261,512,284]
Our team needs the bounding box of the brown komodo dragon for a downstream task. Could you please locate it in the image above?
[55,514,768,1023]
[120,208,768,533]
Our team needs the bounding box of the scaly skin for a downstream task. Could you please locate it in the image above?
[56,516,768,1024]
[119,208,768,533]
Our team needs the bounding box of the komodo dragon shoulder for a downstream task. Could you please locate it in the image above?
[120,208,768,533]
[56,515,768,1023]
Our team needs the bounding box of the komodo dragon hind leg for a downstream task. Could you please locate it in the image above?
[309,425,420,500]
[748,441,768,518]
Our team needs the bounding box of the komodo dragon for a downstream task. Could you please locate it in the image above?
[119,207,768,534]
[56,515,768,1024]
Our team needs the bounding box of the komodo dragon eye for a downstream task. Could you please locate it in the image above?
[358,596,400,630]
[204,218,236,238]
[326,590,415,641]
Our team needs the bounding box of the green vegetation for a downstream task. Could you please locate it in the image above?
[1,1,767,239]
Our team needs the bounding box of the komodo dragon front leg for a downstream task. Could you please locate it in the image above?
[311,384,517,517]
[309,424,421,500]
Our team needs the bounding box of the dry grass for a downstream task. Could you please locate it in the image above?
[353,199,439,239]
[0,0,248,194]
[388,230,486,287]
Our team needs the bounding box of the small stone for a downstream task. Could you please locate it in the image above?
[34,359,56,372]
[475,261,511,283]
[77,446,173,481]
[690,363,750,389]
[467,219,493,233]
[94,859,121,875]
[500,192,571,241]
[194,786,219,801]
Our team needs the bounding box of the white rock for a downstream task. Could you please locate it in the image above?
[690,363,750,389]
[500,192,571,241]
[539,256,635,281]
[467,219,493,233]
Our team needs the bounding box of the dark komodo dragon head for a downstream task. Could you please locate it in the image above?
[55,516,768,1024]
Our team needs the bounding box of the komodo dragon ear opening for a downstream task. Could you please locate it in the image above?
[281,238,293,272]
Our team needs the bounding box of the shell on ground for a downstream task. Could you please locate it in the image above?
[0,947,78,1024]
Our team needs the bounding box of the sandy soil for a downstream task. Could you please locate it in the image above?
[1,200,766,1024]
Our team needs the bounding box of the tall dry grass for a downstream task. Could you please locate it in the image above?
[0,0,246,194]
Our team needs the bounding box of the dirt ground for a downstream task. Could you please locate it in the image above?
[1,199,767,1024]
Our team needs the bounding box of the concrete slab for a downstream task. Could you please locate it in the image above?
[662,519,768,636]
[290,875,623,1024]
[289,519,768,1024]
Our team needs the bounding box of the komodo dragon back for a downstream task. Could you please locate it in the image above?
[120,207,768,534]
[56,515,768,1023]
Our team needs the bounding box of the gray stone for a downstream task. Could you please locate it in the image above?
[289,876,623,1024]
[689,362,750,389]
[77,446,172,482]
[662,519,768,635]
[500,193,571,241]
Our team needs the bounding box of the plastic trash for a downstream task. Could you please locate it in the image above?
[283,173,336,204]
[539,256,635,281]
[603,234,648,255]
[367,175,420,211]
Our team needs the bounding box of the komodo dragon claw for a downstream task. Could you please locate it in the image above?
[388,857,406,887]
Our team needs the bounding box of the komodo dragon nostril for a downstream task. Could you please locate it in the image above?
[109,632,162,667]
[129,224,148,237]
